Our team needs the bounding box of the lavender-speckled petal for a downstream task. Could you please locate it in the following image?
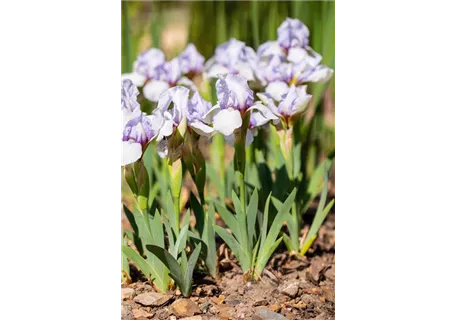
[179,43,205,74]
[122,112,156,146]
[297,65,334,84]
[133,48,166,79]
[216,74,254,111]
[277,18,309,49]
[162,58,183,86]
[187,91,212,123]
[121,79,140,113]
[277,85,312,117]
[257,41,285,59]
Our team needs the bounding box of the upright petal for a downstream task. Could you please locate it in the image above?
[265,81,290,101]
[163,57,183,85]
[133,48,166,79]
[179,43,205,74]
[216,74,254,111]
[277,85,298,116]
[277,85,312,117]
[122,112,156,145]
[143,80,170,102]
[212,108,242,136]
[121,79,141,113]
[277,18,310,49]
[187,91,212,123]
[291,85,312,115]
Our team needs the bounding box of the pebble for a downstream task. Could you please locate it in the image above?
[170,299,200,317]
[279,281,299,298]
[122,288,136,301]
[253,308,287,320]
[132,308,154,319]
[133,292,172,307]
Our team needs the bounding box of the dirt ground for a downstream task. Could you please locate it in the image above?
[121,212,335,320]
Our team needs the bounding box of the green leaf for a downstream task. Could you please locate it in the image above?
[122,244,152,279]
[202,203,217,277]
[302,199,334,254]
[231,189,249,252]
[184,243,201,296]
[123,205,143,255]
[215,225,250,272]
[285,212,300,252]
[190,193,204,235]
[255,237,283,276]
[260,194,271,251]
[307,158,332,200]
[162,210,175,249]
[146,245,185,295]
[173,224,189,258]
[207,163,224,202]
[301,162,334,255]
[282,233,295,253]
[250,236,261,276]
[122,244,169,293]
[166,191,179,237]
[121,233,130,282]
[257,189,296,272]
[214,202,240,240]
[124,165,138,195]
[246,189,259,249]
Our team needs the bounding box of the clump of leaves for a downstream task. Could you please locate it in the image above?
[215,188,296,280]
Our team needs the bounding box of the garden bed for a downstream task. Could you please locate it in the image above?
[121,212,335,320]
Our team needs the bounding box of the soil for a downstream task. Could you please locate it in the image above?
[121,212,335,320]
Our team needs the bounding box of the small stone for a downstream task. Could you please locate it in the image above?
[190,296,199,302]
[195,287,202,296]
[203,284,218,296]
[200,301,211,314]
[122,288,136,300]
[169,316,177,320]
[313,312,328,320]
[311,287,322,294]
[279,282,299,298]
[306,259,327,284]
[133,292,172,307]
[121,304,132,320]
[175,289,182,296]
[324,266,335,281]
[154,308,169,319]
[132,308,154,319]
[180,317,203,320]
[170,299,200,317]
[218,304,235,320]
[292,303,307,309]
[225,296,241,306]
[210,296,221,305]
[238,287,245,295]
[253,308,287,320]
[269,304,281,312]
[253,299,268,307]
[321,286,335,303]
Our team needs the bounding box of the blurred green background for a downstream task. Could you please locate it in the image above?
[121,0,335,193]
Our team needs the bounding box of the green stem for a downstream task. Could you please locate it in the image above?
[237,171,246,214]
[168,158,182,233]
